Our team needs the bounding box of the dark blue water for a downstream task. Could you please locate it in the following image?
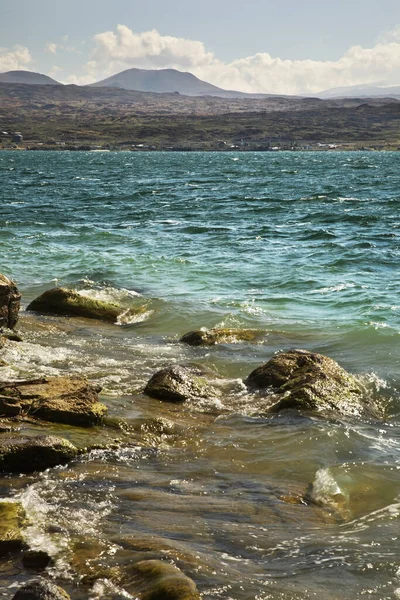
[1,151,399,599]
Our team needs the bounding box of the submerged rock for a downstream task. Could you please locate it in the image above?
[144,365,216,403]
[0,501,27,554]
[22,550,52,570]
[0,376,107,426]
[0,274,21,330]
[130,559,200,600]
[12,579,70,600]
[180,327,265,346]
[0,435,78,473]
[27,287,130,323]
[245,349,379,418]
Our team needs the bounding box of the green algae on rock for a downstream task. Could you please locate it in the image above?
[0,435,78,473]
[0,376,107,426]
[12,579,70,600]
[245,349,380,418]
[0,501,27,554]
[130,559,200,600]
[144,365,216,403]
[27,287,135,323]
[180,327,265,346]
[0,274,21,330]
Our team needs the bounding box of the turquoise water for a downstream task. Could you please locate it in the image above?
[1,151,400,599]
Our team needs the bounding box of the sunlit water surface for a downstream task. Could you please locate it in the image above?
[0,151,399,599]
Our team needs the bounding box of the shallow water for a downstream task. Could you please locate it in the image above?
[0,151,399,599]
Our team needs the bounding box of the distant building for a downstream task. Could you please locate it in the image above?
[12,133,23,143]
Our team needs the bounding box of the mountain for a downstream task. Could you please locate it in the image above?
[0,70,61,85]
[91,67,254,98]
[317,83,400,99]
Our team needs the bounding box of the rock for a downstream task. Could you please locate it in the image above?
[2,331,23,342]
[22,550,52,570]
[0,376,107,426]
[0,274,21,330]
[27,287,146,324]
[0,435,78,473]
[12,579,70,600]
[180,327,264,346]
[130,559,200,600]
[0,421,20,433]
[0,501,27,554]
[144,365,215,403]
[27,287,122,323]
[245,349,378,418]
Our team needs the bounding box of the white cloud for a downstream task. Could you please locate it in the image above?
[48,65,63,79]
[45,40,81,57]
[0,45,32,72]
[79,24,400,94]
[45,43,58,54]
[91,25,214,71]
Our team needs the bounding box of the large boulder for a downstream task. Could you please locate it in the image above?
[0,435,78,473]
[144,365,216,403]
[12,579,70,600]
[130,560,200,600]
[27,287,145,324]
[0,376,107,426]
[180,328,264,346]
[0,501,27,554]
[245,349,379,418]
[0,274,21,330]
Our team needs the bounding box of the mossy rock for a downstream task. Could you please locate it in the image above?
[180,327,264,346]
[245,349,380,418]
[130,559,200,600]
[0,376,107,426]
[144,365,216,403]
[0,435,78,473]
[27,287,122,323]
[12,579,70,600]
[0,273,21,330]
[0,501,27,554]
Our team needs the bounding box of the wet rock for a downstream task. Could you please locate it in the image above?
[144,365,215,403]
[2,331,23,342]
[114,534,204,571]
[130,559,200,600]
[12,578,70,600]
[0,501,27,554]
[0,435,78,473]
[0,274,21,330]
[0,421,20,433]
[0,376,107,426]
[27,287,123,323]
[180,327,264,346]
[245,349,378,418]
[22,550,52,570]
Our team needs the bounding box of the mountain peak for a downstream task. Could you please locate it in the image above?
[91,67,241,97]
[0,70,61,85]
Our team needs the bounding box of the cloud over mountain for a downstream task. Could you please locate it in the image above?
[0,45,32,72]
[77,24,400,94]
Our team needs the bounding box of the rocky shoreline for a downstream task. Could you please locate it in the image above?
[0,274,386,599]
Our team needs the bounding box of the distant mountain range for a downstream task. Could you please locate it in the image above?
[1,68,400,100]
[316,83,400,99]
[0,70,60,85]
[91,67,250,98]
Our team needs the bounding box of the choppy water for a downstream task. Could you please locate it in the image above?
[0,150,399,599]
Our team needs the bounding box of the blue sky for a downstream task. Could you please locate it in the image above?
[1,0,400,93]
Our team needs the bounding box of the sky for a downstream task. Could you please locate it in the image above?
[1,0,400,94]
